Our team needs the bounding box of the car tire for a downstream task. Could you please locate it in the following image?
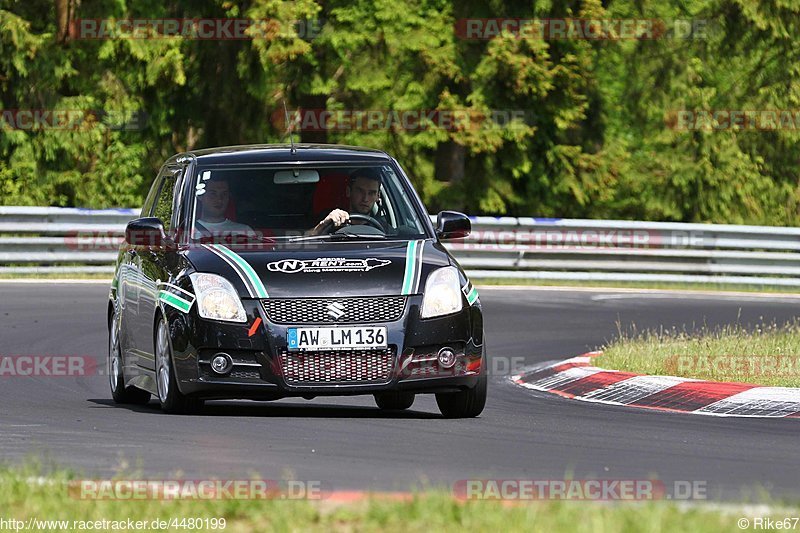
[109,305,151,405]
[435,373,487,419]
[155,317,204,415]
[374,392,415,410]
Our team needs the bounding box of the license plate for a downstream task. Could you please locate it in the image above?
[287,326,388,351]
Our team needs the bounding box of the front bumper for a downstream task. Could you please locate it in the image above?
[167,295,484,400]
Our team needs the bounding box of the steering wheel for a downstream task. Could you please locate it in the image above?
[346,213,385,232]
[319,213,384,234]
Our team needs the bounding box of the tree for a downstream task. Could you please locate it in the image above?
[0,0,798,226]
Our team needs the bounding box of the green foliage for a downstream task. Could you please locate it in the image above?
[0,0,798,225]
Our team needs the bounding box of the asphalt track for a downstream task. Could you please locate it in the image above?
[1,283,799,500]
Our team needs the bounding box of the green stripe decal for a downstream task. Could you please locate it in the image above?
[158,291,192,313]
[466,287,479,305]
[401,240,418,295]
[213,244,269,299]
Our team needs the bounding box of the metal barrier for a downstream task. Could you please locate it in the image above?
[1,207,799,286]
[0,207,136,274]
[448,217,800,287]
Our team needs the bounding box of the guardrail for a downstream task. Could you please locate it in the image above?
[0,207,137,274]
[1,207,800,287]
[448,217,800,287]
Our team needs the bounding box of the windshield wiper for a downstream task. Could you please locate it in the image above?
[289,232,387,243]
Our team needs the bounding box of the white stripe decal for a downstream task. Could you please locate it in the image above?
[412,239,425,293]
[158,291,193,313]
[212,244,269,298]
[158,282,195,300]
[401,240,418,295]
[462,280,479,306]
[203,244,257,297]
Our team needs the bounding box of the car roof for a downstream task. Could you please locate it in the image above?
[168,144,393,166]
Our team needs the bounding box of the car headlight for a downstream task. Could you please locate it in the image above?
[189,273,247,323]
[420,266,463,319]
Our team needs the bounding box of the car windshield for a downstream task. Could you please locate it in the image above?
[190,164,429,242]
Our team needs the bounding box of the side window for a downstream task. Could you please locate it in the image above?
[150,167,181,232]
[378,183,397,229]
[140,167,165,218]
[382,168,424,233]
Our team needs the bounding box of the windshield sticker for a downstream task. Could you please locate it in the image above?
[195,170,212,196]
[267,258,391,274]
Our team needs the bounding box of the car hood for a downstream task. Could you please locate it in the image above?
[184,239,452,299]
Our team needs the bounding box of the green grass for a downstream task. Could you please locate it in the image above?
[596,321,800,387]
[4,273,800,295]
[0,272,112,281]
[0,463,786,532]
[474,278,800,294]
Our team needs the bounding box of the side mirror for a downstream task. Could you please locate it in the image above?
[435,211,471,240]
[125,217,168,248]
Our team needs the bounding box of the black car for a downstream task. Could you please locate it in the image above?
[108,144,486,417]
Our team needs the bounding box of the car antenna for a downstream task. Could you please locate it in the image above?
[283,100,296,154]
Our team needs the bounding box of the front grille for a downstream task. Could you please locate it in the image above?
[408,361,466,377]
[199,366,261,380]
[263,297,406,324]
[279,347,395,385]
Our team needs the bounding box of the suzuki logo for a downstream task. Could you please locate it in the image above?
[326,302,346,320]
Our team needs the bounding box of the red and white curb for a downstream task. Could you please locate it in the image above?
[511,352,800,418]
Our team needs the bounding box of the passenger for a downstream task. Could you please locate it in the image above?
[195,179,255,240]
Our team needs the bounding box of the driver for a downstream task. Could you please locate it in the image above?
[308,169,386,236]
